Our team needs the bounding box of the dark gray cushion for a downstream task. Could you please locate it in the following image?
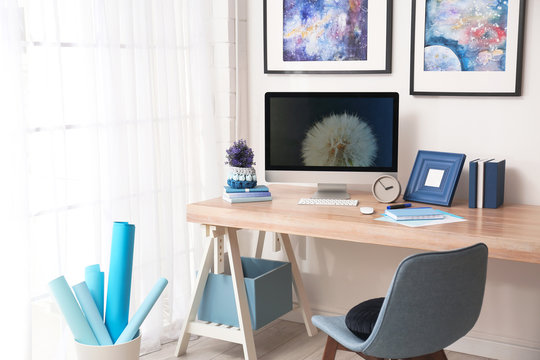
[345,297,384,340]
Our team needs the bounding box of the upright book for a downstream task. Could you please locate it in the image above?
[468,159,479,208]
[384,207,445,221]
[484,159,505,209]
[476,158,493,208]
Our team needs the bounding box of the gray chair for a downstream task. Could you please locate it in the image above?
[312,243,488,360]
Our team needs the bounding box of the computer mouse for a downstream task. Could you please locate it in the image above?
[360,206,374,215]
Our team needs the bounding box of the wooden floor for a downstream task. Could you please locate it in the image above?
[141,320,493,360]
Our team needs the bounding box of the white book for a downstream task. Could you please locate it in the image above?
[476,158,493,208]
[222,195,272,203]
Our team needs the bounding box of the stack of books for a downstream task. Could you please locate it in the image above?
[469,159,506,209]
[384,207,445,221]
[223,185,272,203]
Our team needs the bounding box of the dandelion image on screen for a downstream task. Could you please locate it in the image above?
[301,113,377,167]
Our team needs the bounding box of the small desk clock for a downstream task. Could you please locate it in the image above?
[372,175,401,203]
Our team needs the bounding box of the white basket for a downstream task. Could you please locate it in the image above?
[228,166,257,181]
[74,333,141,360]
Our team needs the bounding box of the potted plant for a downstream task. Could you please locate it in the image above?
[225,139,257,189]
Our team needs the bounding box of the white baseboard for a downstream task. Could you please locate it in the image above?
[447,331,540,360]
[281,306,540,360]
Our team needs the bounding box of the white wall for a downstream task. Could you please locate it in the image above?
[240,1,540,359]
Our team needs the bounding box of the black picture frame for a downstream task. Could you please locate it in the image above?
[403,150,466,207]
[410,0,526,96]
[264,0,393,74]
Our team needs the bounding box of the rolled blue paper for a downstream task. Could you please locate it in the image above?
[48,276,99,346]
[73,281,113,345]
[85,264,104,318]
[105,222,136,342]
[115,278,168,344]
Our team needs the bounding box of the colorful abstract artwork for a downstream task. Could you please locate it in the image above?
[424,0,508,72]
[282,0,368,62]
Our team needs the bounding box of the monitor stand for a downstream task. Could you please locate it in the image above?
[312,184,350,199]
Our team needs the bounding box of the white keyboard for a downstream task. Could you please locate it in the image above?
[297,198,358,206]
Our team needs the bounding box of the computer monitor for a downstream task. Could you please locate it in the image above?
[265,92,399,199]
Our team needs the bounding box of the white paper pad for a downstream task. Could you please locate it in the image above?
[375,210,466,227]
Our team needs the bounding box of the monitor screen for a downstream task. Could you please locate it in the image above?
[265,92,399,198]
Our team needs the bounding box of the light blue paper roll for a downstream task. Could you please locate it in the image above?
[85,264,104,318]
[48,276,99,346]
[105,222,136,342]
[115,278,168,344]
[73,281,113,345]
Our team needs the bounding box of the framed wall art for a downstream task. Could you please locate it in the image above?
[264,0,393,74]
[410,0,526,96]
[403,150,466,207]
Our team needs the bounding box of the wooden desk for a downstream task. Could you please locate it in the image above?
[186,184,540,264]
[176,184,540,359]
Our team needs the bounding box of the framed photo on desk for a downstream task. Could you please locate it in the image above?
[403,150,466,206]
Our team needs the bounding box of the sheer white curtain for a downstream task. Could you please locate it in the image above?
[0,0,223,358]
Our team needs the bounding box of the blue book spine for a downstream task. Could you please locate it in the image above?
[224,185,269,193]
[484,160,505,209]
[469,160,478,208]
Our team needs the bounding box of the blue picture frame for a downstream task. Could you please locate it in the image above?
[403,150,466,206]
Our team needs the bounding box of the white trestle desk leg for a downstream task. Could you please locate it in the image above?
[255,231,265,258]
[279,233,318,336]
[175,225,216,356]
[226,227,257,359]
[213,227,226,274]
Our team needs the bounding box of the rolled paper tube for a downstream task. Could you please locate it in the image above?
[85,264,104,318]
[115,278,168,344]
[73,282,113,345]
[105,222,136,342]
[48,276,99,346]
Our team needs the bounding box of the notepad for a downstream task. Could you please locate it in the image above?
[384,207,445,221]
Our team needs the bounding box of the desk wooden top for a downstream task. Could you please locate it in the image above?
[187,185,540,264]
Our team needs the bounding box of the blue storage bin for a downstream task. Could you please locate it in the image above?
[198,257,292,330]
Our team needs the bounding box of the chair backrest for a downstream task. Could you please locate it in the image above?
[362,243,488,359]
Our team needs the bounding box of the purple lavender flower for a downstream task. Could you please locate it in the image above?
[225,139,255,168]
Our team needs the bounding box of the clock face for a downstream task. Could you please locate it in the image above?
[372,175,401,203]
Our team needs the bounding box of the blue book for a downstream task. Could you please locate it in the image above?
[484,159,505,209]
[224,191,272,198]
[224,185,269,193]
[385,207,445,221]
[469,159,479,208]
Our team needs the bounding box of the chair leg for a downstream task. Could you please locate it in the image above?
[404,349,448,360]
[356,351,385,360]
[322,336,339,360]
[321,336,385,360]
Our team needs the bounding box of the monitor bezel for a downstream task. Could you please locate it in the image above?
[264,92,399,174]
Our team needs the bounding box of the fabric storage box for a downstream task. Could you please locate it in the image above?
[198,257,292,330]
